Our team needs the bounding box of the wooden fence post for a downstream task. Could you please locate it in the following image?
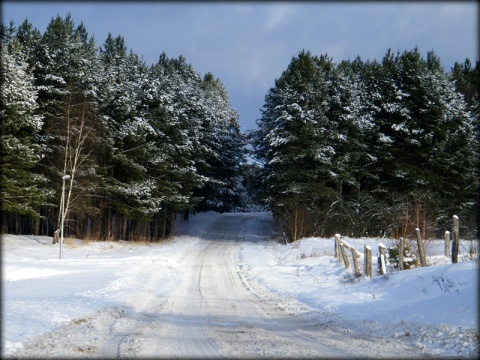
[340,243,349,269]
[445,230,450,258]
[469,238,476,258]
[415,228,427,267]
[335,234,343,263]
[333,234,340,261]
[399,237,404,270]
[336,235,362,276]
[364,245,372,277]
[452,215,460,264]
[334,236,337,258]
[351,246,361,277]
[379,244,387,275]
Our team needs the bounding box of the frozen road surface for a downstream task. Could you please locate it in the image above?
[6,213,466,358]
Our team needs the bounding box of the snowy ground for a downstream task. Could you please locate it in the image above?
[2,212,479,358]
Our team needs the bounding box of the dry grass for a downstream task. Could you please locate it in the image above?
[62,237,156,249]
[63,237,93,248]
[61,236,173,249]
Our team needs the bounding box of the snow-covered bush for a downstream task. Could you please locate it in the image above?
[387,239,419,270]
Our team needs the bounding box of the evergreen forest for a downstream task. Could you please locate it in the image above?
[1,15,246,240]
[1,15,479,242]
[250,50,479,241]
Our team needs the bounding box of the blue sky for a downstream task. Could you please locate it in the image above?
[2,1,478,132]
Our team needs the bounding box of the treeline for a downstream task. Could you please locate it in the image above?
[1,15,247,240]
[250,49,479,241]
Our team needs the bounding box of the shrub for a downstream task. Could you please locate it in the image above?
[388,239,418,269]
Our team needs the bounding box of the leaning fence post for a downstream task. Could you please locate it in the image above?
[334,237,337,258]
[415,228,427,267]
[378,244,387,275]
[399,237,404,270]
[335,234,343,263]
[351,246,361,277]
[445,230,450,258]
[340,243,349,269]
[452,215,460,264]
[334,234,338,260]
[364,245,372,277]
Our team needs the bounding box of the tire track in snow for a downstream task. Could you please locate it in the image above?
[8,213,426,358]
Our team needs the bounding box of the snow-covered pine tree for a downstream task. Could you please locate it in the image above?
[1,24,52,233]
[251,51,340,240]
[32,14,102,239]
[12,19,42,70]
[151,55,245,215]
[148,53,209,230]
[97,34,164,240]
[359,48,477,238]
[425,52,477,234]
[451,59,479,238]
[193,72,245,213]
[251,47,477,239]
[324,58,376,236]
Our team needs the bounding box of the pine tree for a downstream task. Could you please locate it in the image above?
[251,51,339,239]
[194,72,245,212]
[2,14,246,239]
[1,25,52,232]
[13,19,42,70]
[97,34,162,239]
[32,14,102,239]
[324,58,376,236]
[148,53,207,221]
[251,47,478,239]
[360,48,477,238]
[451,59,480,237]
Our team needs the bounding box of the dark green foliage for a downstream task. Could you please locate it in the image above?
[451,59,480,238]
[1,15,245,240]
[1,24,52,223]
[251,48,478,240]
[388,241,417,270]
[3,13,477,241]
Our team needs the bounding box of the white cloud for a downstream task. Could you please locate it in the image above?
[265,5,290,30]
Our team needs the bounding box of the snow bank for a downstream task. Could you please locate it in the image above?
[240,234,478,357]
[240,236,478,329]
[2,213,478,357]
[1,234,191,356]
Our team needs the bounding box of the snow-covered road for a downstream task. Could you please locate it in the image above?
[99,214,348,358]
[4,213,429,358]
[3,212,478,358]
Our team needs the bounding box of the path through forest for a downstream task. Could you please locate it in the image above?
[9,213,428,358]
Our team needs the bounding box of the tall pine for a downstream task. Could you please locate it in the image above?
[1,23,51,233]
